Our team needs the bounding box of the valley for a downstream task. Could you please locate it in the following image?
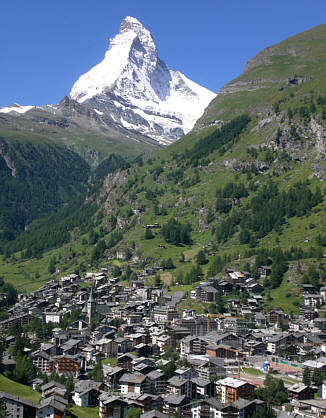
[0,17,325,418]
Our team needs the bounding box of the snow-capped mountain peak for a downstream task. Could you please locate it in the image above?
[0,102,35,114]
[70,16,216,144]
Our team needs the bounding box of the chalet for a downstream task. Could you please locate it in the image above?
[257,266,272,278]
[60,339,81,356]
[228,299,241,309]
[114,337,134,353]
[135,343,153,358]
[48,355,82,376]
[132,357,156,374]
[39,395,67,417]
[144,223,160,229]
[255,312,267,327]
[216,377,255,402]
[167,376,192,398]
[103,365,125,390]
[2,354,16,373]
[206,344,243,360]
[147,370,166,394]
[125,332,149,346]
[162,394,187,416]
[99,393,142,418]
[315,318,326,332]
[152,306,178,325]
[247,282,263,294]
[42,383,66,400]
[227,271,246,284]
[191,377,215,398]
[52,329,68,346]
[194,358,226,381]
[44,311,64,324]
[32,350,52,374]
[196,285,218,302]
[203,332,243,349]
[95,338,118,357]
[296,399,326,417]
[180,336,206,356]
[301,283,315,294]
[119,372,149,394]
[155,334,173,353]
[170,369,194,382]
[287,383,314,401]
[268,309,285,325]
[300,306,317,321]
[217,281,233,294]
[304,294,323,308]
[0,313,32,330]
[0,391,37,417]
[117,353,137,372]
[303,359,326,373]
[72,380,102,407]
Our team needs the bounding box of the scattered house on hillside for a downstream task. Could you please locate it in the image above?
[287,383,314,401]
[257,266,272,279]
[72,380,102,407]
[304,294,323,308]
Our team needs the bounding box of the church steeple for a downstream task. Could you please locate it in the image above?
[87,287,96,326]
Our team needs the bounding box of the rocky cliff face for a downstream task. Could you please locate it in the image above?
[70,16,216,145]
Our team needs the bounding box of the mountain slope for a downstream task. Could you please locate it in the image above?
[0,132,90,243]
[196,23,326,127]
[1,23,326,312]
[0,97,159,168]
[70,16,216,145]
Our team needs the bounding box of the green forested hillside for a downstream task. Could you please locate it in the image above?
[0,133,90,243]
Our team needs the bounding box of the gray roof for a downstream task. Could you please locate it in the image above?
[39,395,68,412]
[164,394,186,405]
[146,370,164,380]
[119,373,146,384]
[201,286,218,293]
[168,376,188,387]
[74,380,101,394]
[288,383,309,393]
[0,391,36,408]
[41,381,66,392]
[191,377,211,387]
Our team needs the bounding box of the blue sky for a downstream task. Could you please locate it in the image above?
[1,0,326,106]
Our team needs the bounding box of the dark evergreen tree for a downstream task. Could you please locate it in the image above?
[303,367,311,386]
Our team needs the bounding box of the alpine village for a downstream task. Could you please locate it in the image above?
[1,16,326,418]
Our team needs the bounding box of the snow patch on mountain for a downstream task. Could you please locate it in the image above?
[0,103,35,114]
[70,16,216,144]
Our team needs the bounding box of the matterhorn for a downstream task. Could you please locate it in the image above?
[70,16,216,145]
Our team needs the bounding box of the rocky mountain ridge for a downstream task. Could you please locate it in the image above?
[70,16,216,145]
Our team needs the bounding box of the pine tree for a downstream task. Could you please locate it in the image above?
[144,228,154,239]
[196,250,207,265]
[303,367,311,386]
[312,368,323,386]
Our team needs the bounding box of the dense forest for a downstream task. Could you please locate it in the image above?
[0,137,90,243]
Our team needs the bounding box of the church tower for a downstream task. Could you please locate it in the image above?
[87,287,96,326]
